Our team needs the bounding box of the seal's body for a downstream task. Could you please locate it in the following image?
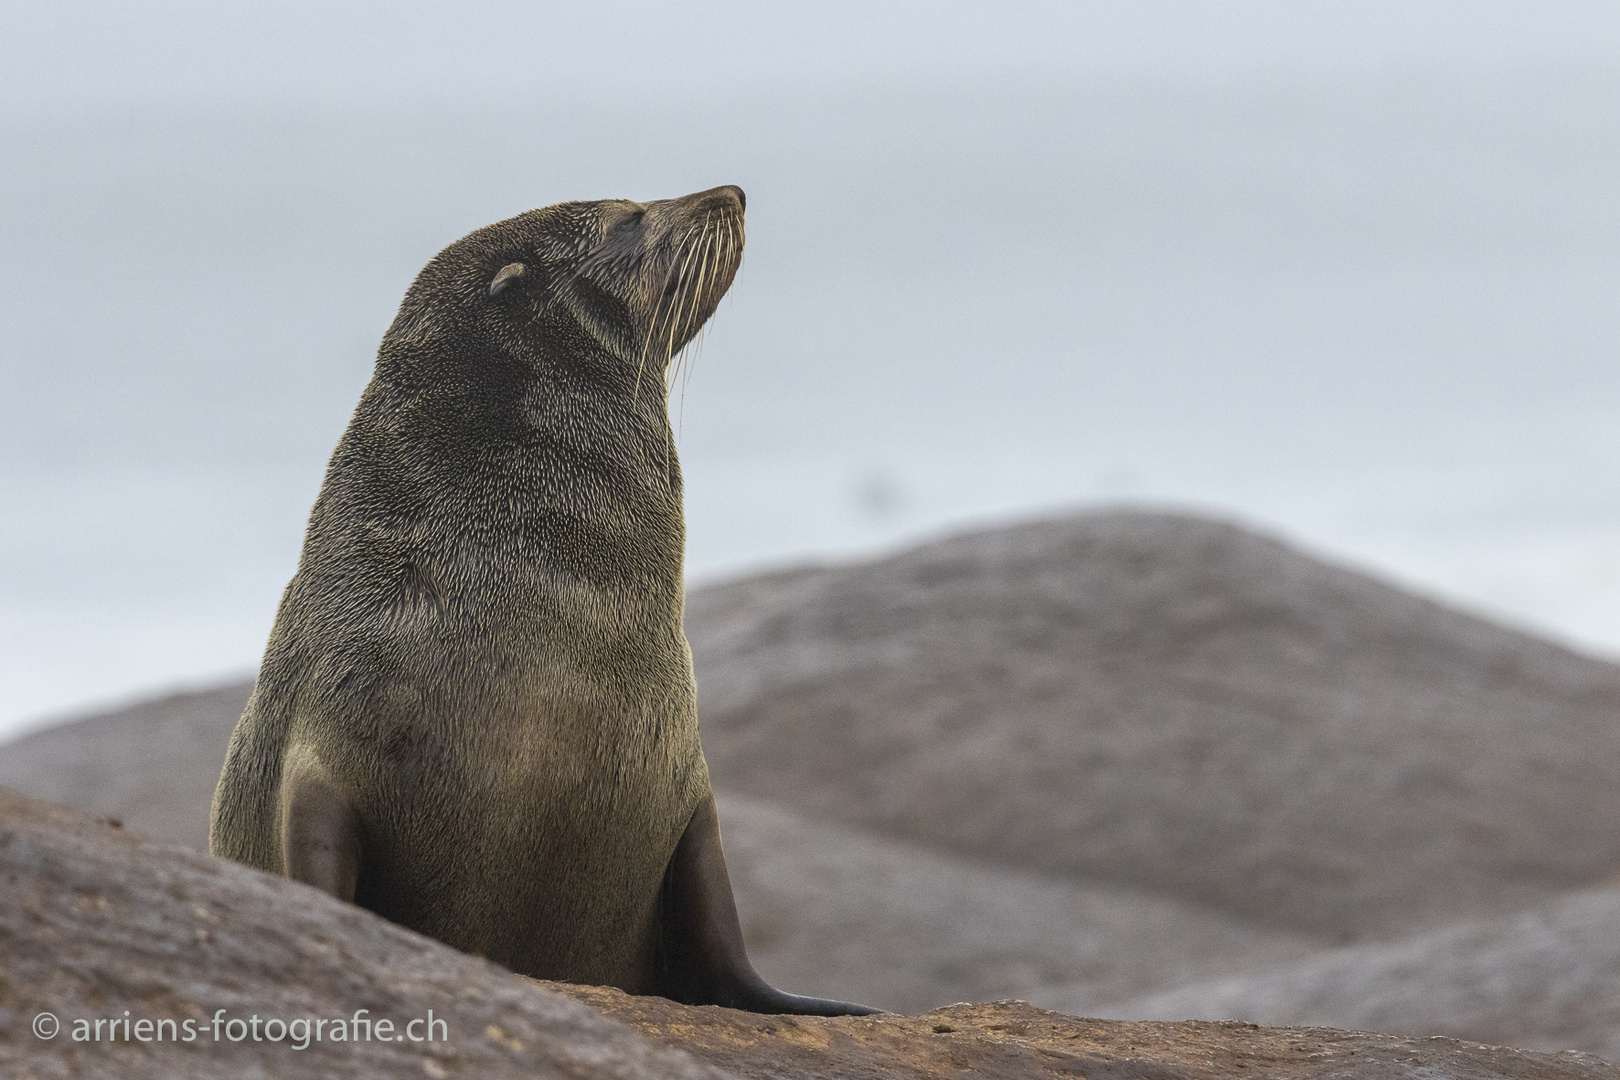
[210,186,869,1014]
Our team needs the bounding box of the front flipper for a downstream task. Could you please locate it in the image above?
[279,753,361,903]
[656,793,879,1015]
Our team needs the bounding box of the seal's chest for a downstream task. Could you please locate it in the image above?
[461,713,695,810]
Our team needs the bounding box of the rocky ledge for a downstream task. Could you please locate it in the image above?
[2,785,1610,1080]
[547,982,1616,1080]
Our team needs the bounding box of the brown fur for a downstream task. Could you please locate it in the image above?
[209,187,869,1014]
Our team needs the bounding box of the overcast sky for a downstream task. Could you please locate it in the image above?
[6,1,1620,116]
[4,1,1620,732]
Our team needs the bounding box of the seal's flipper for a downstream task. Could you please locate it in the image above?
[656,794,879,1015]
[279,758,360,903]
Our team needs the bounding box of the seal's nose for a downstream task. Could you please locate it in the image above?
[676,185,747,214]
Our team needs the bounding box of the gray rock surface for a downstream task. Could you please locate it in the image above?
[1093,883,1620,1061]
[0,785,730,1080]
[718,794,1321,1015]
[0,682,248,852]
[689,510,1620,939]
[10,784,1605,1080]
[550,981,1619,1080]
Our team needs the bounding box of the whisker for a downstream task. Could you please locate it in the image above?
[662,217,706,368]
[675,216,721,429]
[665,215,710,393]
[659,224,705,454]
[638,220,702,401]
[685,215,732,398]
[669,219,706,428]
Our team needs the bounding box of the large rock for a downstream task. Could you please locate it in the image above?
[1094,884,1620,1062]
[4,784,1610,1080]
[0,682,248,852]
[546,982,1615,1080]
[688,510,1620,938]
[0,785,728,1080]
[719,794,1320,1015]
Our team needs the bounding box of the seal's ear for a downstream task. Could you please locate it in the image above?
[489,262,526,297]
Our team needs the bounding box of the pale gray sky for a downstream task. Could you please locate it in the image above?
[4,1,1619,115]
[3,2,1620,732]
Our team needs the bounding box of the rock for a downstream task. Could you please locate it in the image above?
[544,982,1618,1080]
[689,510,1620,938]
[0,682,249,852]
[1092,884,1620,1062]
[15,511,1620,941]
[0,785,728,1080]
[717,794,1320,1015]
[5,781,1610,1080]
[10,509,1620,1052]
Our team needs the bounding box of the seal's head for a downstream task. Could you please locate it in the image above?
[380,185,745,399]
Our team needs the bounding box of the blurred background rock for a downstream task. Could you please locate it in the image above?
[11,511,1620,1056]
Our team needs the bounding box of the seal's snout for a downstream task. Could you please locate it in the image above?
[683,184,745,215]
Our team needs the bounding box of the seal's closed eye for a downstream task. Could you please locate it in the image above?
[488,262,526,297]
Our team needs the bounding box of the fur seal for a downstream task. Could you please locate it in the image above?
[209,185,874,1015]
